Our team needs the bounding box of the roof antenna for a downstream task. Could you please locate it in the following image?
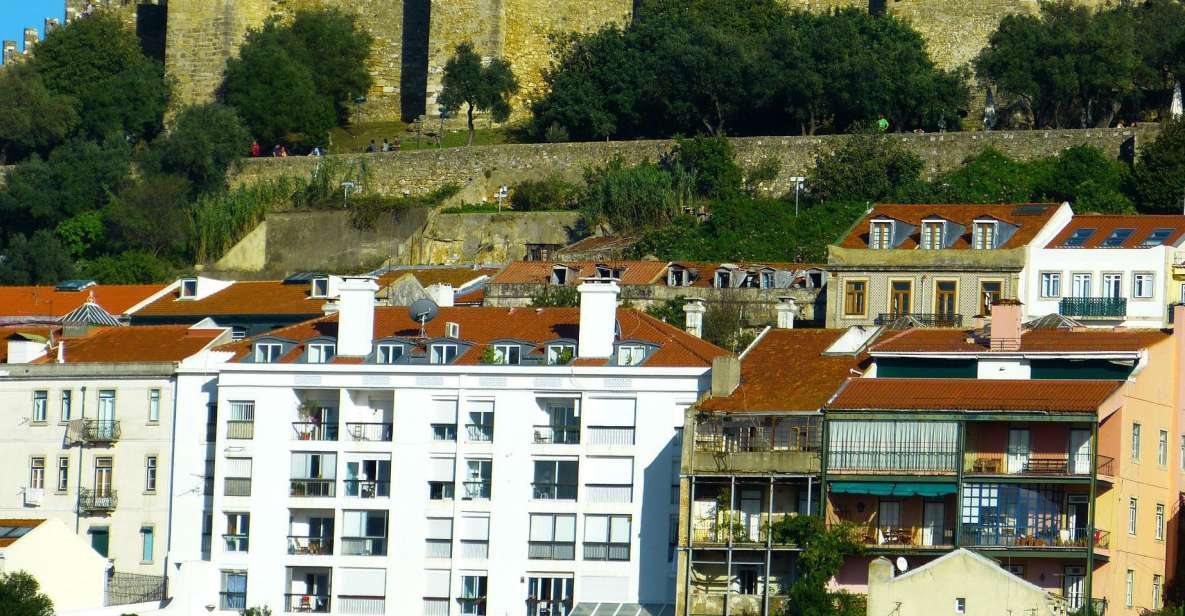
[408,298,439,339]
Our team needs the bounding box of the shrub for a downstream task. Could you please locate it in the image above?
[807,134,924,203]
[579,158,676,234]
[510,176,579,211]
[530,285,579,307]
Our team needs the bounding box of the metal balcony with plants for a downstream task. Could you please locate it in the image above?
[78,487,117,512]
[81,419,121,443]
[1059,297,1126,319]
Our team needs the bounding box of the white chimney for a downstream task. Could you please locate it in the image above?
[578,278,620,359]
[776,297,797,329]
[337,276,378,357]
[425,283,455,307]
[683,298,706,338]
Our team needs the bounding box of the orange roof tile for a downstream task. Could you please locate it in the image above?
[837,203,1060,250]
[1045,214,1185,249]
[377,267,501,289]
[871,327,1169,354]
[44,325,225,363]
[827,378,1121,413]
[220,306,728,368]
[490,261,669,286]
[133,281,325,317]
[0,519,45,547]
[0,284,165,319]
[700,329,868,413]
[556,236,638,255]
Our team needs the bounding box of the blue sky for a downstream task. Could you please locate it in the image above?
[0,1,63,57]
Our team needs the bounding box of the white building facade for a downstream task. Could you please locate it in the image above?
[197,278,721,616]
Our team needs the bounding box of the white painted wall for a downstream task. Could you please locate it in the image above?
[1024,245,1178,327]
[976,358,1031,379]
[0,518,108,611]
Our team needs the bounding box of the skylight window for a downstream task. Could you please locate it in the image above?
[1141,228,1174,246]
[1062,228,1096,247]
[1102,228,1134,247]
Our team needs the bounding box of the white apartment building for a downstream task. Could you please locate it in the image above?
[1023,215,1185,327]
[0,319,228,579]
[198,277,726,616]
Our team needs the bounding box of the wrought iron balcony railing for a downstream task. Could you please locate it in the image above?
[1060,297,1126,319]
[961,524,1110,549]
[533,425,580,444]
[344,422,392,442]
[78,487,117,512]
[82,419,121,443]
[286,535,332,555]
[875,313,964,328]
[284,593,330,613]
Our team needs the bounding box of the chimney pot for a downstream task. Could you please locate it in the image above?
[425,283,455,307]
[683,298,706,338]
[776,296,797,329]
[711,356,741,396]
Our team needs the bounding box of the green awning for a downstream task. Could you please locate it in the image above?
[829,481,957,497]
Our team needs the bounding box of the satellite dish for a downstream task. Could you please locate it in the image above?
[895,557,909,572]
[409,299,439,338]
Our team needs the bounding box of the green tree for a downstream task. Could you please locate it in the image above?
[806,134,924,203]
[1032,145,1134,212]
[30,12,170,141]
[579,158,676,234]
[0,571,54,616]
[104,174,193,258]
[279,9,374,123]
[975,1,1138,128]
[927,148,1041,204]
[151,103,251,194]
[83,251,177,284]
[438,42,519,146]
[529,285,579,307]
[221,18,337,147]
[1119,0,1185,119]
[0,232,77,285]
[1133,119,1185,213]
[669,136,743,200]
[509,176,580,211]
[0,63,78,164]
[766,516,864,616]
[644,296,687,325]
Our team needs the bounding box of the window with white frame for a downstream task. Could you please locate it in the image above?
[1134,273,1155,299]
[974,221,997,249]
[466,402,494,442]
[460,575,487,616]
[1133,423,1142,462]
[60,390,72,422]
[459,514,490,559]
[140,526,154,562]
[1154,575,1163,609]
[616,345,646,366]
[145,455,158,492]
[714,269,731,288]
[1040,272,1061,298]
[148,389,160,423]
[255,343,283,363]
[492,344,520,365]
[920,221,944,250]
[57,457,68,491]
[1071,273,1093,298]
[870,221,893,249]
[231,326,247,341]
[180,278,198,299]
[546,344,575,365]
[527,577,574,616]
[1160,430,1169,466]
[376,343,403,364]
[220,570,247,610]
[425,518,453,558]
[1102,273,1123,298]
[430,344,458,364]
[1126,570,1135,607]
[29,457,44,489]
[528,513,576,560]
[224,512,249,552]
[1129,497,1138,535]
[32,391,47,423]
[307,343,336,364]
[584,514,631,561]
[311,277,329,298]
[1156,503,1165,540]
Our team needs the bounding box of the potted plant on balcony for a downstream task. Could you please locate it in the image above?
[297,402,319,439]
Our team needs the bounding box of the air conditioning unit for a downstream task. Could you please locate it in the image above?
[24,488,43,506]
[445,322,460,339]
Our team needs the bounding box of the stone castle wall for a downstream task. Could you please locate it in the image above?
[78,0,1114,125]
[231,126,1154,201]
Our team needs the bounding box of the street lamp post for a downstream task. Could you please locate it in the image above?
[495,186,509,212]
[790,177,805,217]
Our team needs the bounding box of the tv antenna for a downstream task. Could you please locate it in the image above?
[409,298,439,339]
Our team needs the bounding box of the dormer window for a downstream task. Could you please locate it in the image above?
[870,222,893,249]
[741,272,760,288]
[1142,228,1174,246]
[180,278,198,299]
[430,343,458,364]
[616,345,647,366]
[307,343,336,364]
[595,265,614,279]
[547,344,575,365]
[310,277,329,298]
[715,270,732,288]
[1102,228,1135,247]
[920,221,944,250]
[973,221,997,249]
[255,343,283,363]
[1062,228,1096,247]
[492,344,521,365]
[551,266,569,285]
[669,268,687,287]
[760,270,774,289]
[377,344,403,364]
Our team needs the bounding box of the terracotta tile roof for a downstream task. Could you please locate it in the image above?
[0,285,165,319]
[556,236,638,255]
[871,327,1170,354]
[1045,214,1185,249]
[700,329,869,413]
[376,266,501,289]
[0,519,45,547]
[490,261,669,286]
[221,306,728,368]
[133,281,326,317]
[827,378,1122,413]
[837,203,1060,250]
[39,325,225,363]
[666,262,826,288]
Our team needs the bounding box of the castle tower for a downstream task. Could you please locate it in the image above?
[2,40,17,65]
[45,18,62,34]
[164,0,274,108]
[23,28,38,55]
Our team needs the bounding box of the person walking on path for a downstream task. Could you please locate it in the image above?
[366,140,377,153]
[250,140,261,157]
[876,114,889,132]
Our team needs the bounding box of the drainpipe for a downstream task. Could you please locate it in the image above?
[726,476,735,616]
[75,386,86,534]
[162,376,181,594]
[955,420,966,548]
[763,476,773,616]
[1085,420,1098,614]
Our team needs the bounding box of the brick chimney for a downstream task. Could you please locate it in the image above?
[989,299,1023,352]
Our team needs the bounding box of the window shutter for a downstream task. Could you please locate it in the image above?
[460,514,489,541]
[426,518,453,540]
[338,568,386,596]
[609,516,631,543]
[585,456,633,484]
[584,399,635,427]
[429,457,455,482]
[424,570,451,597]
[529,514,554,541]
[431,400,457,423]
[225,457,252,477]
[584,516,608,542]
[554,515,576,542]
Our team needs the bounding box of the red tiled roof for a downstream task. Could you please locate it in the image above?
[871,328,1169,354]
[1045,214,1185,249]
[490,261,669,286]
[837,203,1060,250]
[220,306,728,368]
[700,329,868,413]
[133,281,325,317]
[376,267,501,289]
[0,519,44,547]
[43,325,225,363]
[827,378,1122,413]
[0,285,165,318]
[556,236,638,254]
